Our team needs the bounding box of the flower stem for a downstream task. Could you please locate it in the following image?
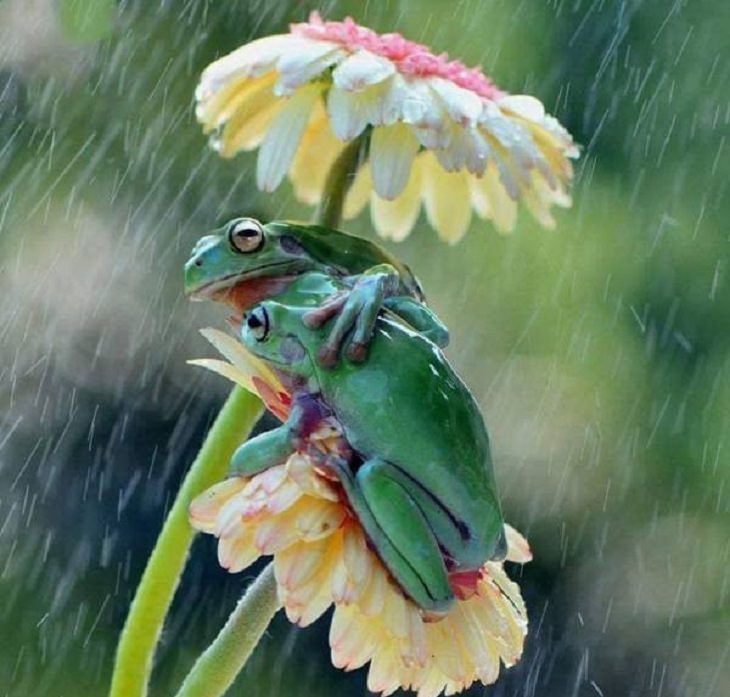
[173,564,279,697]
[109,387,262,697]
[316,135,366,228]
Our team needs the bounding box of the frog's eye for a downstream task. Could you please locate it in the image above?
[246,307,270,342]
[228,218,264,254]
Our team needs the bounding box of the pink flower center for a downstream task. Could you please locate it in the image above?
[291,12,504,100]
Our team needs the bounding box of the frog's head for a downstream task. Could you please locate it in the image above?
[184,217,321,303]
[240,301,320,382]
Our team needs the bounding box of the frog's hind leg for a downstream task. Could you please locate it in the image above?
[331,456,454,615]
[378,464,507,568]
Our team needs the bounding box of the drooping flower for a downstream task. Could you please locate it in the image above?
[190,448,531,697]
[189,330,532,696]
[196,12,578,243]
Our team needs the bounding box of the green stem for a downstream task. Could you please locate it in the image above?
[173,564,280,697]
[316,135,366,228]
[109,387,262,697]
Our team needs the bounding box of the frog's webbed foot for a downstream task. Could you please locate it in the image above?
[303,273,391,367]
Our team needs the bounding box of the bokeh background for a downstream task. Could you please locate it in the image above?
[0,1,728,695]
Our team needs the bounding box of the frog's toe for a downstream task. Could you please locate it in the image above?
[317,344,340,369]
[345,341,369,363]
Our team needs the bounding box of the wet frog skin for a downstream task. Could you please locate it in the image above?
[230,284,506,615]
[184,217,449,365]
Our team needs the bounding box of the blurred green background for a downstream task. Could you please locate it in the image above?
[0,1,727,695]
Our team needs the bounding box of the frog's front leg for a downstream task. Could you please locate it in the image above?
[383,296,450,348]
[325,454,454,615]
[303,264,401,366]
[230,393,326,477]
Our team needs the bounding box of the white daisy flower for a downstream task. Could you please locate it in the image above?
[196,12,579,242]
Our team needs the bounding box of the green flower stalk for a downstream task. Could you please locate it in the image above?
[109,388,263,697]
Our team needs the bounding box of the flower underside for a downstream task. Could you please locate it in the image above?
[196,12,579,243]
[189,329,532,697]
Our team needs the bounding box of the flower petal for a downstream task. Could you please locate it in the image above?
[343,163,373,219]
[332,49,395,92]
[275,38,342,95]
[370,123,420,199]
[422,152,472,243]
[275,537,331,590]
[289,105,345,205]
[504,524,533,563]
[256,83,324,191]
[327,86,373,141]
[218,529,259,573]
[428,77,483,124]
[370,156,423,241]
[189,478,247,533]
[197,34,293,98]
[498,94,545,121]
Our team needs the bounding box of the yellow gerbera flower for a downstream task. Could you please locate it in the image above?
[189,330,532,696]
[196,12,578,243]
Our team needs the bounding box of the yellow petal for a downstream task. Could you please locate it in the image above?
[421,152,472,243]
[504,524,532,563]
[357,561,388,616]
[474,162,517,234]
[426,618,469,683]
[367,641,405,695]
[381,585,409,639]
[189,477,248,533]
[200,70,276,136]
[330,605,378,670]
[198,327,288,402]
[257,83,325,192]
[289,104,345,205]
[343,162,372,220]
[217,530,259,573]
[370,155,423,241]
[370,123,420,199]
[187,359,257,394]
[275,537,330,590]
[286,453,339,501]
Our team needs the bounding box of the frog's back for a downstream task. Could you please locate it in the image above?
[271,221,424,300]
[315,317,503,552]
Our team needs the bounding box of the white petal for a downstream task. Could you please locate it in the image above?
[332,49,395,92]
[197,34,294,99]
[275,39,342,96]
[327,87,372,140]
[498,94,545,122]
[435,125,490,175]
[370,124,420,199]
[428,77,483,124]
[400,79,444,130]
[368,73,411,126]
[256,83,324,191]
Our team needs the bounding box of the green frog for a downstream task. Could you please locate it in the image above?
[229,281,506,615]
[184,217,448,365]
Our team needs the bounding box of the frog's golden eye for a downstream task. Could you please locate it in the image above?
[228,218,264,254]
[246,306,270,341]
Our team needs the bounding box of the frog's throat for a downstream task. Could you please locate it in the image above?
[186,261,305,300]
[208,276,299,315]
